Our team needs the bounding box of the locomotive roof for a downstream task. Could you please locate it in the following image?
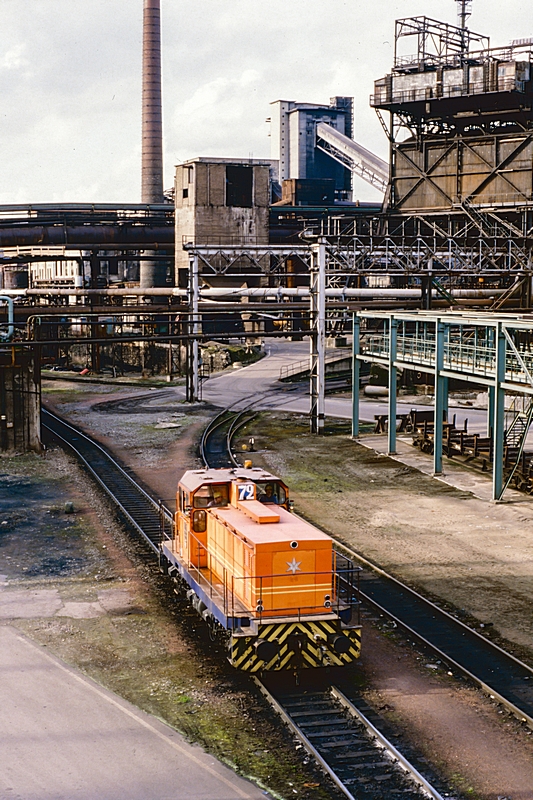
[179,467,281,493]
[211,505,332,545]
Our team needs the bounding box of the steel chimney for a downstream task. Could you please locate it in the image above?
[142,0,164,204]
[141,0,167,288]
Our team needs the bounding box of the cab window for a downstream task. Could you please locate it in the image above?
[193,484,229,508]
[255,481,286,505]
[192,509,207,533]
[179,490,190,512]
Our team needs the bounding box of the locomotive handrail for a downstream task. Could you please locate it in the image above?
[185,524,360,621]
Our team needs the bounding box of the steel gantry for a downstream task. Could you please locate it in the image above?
[352,310,533,500]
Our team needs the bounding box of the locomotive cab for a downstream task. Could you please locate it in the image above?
[160,466,361,672]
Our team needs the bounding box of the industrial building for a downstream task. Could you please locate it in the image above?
[372,15,533,213]
[270,97,354,202]
[174,157,271,285]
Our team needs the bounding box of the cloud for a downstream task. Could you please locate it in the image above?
[0,0,530,203]
[0,43,28,71]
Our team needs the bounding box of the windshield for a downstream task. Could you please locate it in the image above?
[193,484,229,509]
[255,481,286,505]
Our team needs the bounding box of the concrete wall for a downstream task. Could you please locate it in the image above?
[174,159,270,281]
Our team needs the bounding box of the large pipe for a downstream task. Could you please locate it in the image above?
[0,287,502,299]
[0,225,173,249]
[141,0,167,288]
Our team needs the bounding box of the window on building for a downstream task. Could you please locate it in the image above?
[226,165,253,207]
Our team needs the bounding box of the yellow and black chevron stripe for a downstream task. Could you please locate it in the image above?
[229,619,362,672]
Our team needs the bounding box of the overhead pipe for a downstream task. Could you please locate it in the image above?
[0,225,173,249]
[0,287,502,299]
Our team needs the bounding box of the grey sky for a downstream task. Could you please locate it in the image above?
[0,0,530,204]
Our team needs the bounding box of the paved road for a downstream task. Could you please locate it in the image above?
[0,626,269,800]
[201,339,491,435]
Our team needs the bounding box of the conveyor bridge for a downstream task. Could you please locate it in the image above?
[315,123,389,194]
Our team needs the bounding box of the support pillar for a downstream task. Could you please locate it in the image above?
[442,376,449,419]
[310,238,326,434]
[352,314,360,438]
[487,385,495,437]
[492,322,506,500]
[388,317,397,455]
[421,275,432,310]
[186,254,200,403]
[434,319,446,475]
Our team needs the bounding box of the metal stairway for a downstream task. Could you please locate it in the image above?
[500,397,533,498]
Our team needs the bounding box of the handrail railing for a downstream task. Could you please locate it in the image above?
[184,528,360,622]
[360,332,533,388]
[279,349,351,381]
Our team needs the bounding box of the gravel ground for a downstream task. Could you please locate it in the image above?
[40,379,533,799]
[246,413,533,800]
[1,383,349,800]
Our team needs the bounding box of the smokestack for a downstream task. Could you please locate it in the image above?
[142,0,164,203]
[141,0,166,288]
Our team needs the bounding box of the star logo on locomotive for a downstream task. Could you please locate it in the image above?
[286,557,302,574]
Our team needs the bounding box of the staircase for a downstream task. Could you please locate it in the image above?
[500,397,533,498]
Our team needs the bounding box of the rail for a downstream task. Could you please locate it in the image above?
[200,408,256,469]
[256,679,446,800]
[371,76,523,107]
[336,540,533,729]
[41,408,174,553]
[361,331,533,389]
[43,406,533,788]
[279,349,351,381]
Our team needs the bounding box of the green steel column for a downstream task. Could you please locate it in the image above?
[492,322,506,501]
[352,314,360,438]
[388,317,397,455]
[434,319,446,475]
[487,386,495,437]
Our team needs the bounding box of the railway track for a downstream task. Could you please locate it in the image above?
[347,548,533,727]
[200,407,256,468]
[42,405,533,795]
[257,678,445,800]
[42,406,448,795]
[41,407,173,555]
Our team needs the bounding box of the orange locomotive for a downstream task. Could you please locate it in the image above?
[159,466,361,672]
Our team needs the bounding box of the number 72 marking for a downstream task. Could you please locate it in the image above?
[238,483,255,501]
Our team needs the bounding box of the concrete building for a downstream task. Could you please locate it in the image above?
[174,158,270,285]
[270,98,353,201]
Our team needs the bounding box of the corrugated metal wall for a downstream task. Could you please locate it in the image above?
[392,132,533,211]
